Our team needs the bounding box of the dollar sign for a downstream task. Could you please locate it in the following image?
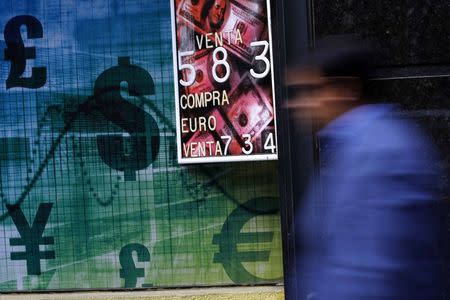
[119,243,151,288]
[93,57,160,181]
[213,197,282,283]
[3,15,47,89]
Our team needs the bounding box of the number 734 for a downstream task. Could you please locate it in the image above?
[220,132,276,155]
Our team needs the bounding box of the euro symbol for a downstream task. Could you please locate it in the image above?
[213,197,281,283]
[3,15,47,89]
[119,243,151,288]
[7,203,55,275]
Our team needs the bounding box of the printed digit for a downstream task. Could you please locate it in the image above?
[212,47,230,83]
[250,40,270,79]
[242,134,253,155]
[178,50,195,86]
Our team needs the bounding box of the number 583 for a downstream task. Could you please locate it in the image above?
[178,40,270,86]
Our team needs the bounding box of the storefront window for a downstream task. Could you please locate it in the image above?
[0,0,283,291]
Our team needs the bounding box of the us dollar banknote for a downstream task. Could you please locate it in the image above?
[220,0,267,63]
[224,74,273,146]
[177,0,267,64]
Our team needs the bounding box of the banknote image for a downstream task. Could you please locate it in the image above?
[185,130,216,157]
[253,126,276,153]
[238,0,267,17]
[172,0,277,162]
[177,21,197,51]
[177,0,266,63]
[180,75,273,158]
[184,108,241,157]
[177,0,231,34]
[219,0,267,63]
[224,74,273,144]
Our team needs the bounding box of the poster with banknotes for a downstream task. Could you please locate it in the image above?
[171,0,278,163]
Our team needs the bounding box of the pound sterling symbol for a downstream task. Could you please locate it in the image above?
[119,243,151,288]
[93,57,160,181]
[3,15,47,89]
[7,203,55,275]
[213,197,281,283]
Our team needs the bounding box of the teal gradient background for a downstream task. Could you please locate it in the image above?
[0,0,282,291]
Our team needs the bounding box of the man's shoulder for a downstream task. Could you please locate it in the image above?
[324,104,439,172]
[360,105,433,153]
[327,104,429,151]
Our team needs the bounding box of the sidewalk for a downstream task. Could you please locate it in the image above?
[0,286,284,300]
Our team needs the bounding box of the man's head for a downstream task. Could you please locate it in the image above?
[202,0,227,31]
[287,35,373,124]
